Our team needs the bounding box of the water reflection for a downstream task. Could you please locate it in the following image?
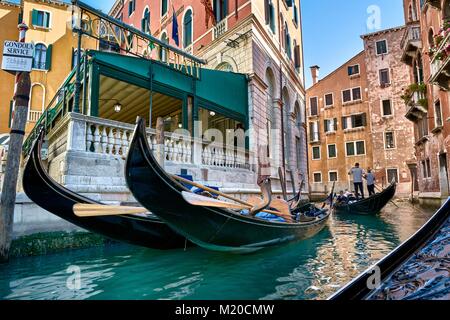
[0,203,437,300]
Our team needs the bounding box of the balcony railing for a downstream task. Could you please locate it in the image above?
[28,110,43,123]
[213,18,228,40]
[429,31,450,90]
[83,115,253,170]
[401,23,421,65]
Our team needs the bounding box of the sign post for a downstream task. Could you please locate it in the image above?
[0,23,32,263]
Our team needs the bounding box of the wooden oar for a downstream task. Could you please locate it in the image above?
[374,184,399,208]
[181,192,250,210]
[74,204,148,217]
[182,192,293,222]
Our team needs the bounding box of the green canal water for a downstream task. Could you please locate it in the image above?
[0,202,437,300]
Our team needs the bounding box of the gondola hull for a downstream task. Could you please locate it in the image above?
[22,130,188,250]
[333,182,396,215]
[125,119,330,253]
[329,197,450,300]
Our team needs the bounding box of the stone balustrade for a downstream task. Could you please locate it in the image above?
[56,113,253,171]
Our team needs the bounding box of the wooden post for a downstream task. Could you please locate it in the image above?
[154,117,165,168]
[0,23,31,263]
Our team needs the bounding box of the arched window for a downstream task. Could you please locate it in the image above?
[216,62,233,72]
[161,0,168,16]
[142,7,150,33]
[284,23,291,59]
[160,31,168,62]
[183,9,193,48]
[33,43,47,70]
[30,84,45,112]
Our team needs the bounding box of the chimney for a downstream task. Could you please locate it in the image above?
[310,65,320,85]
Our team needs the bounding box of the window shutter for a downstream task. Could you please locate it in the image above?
[45,44,52,70]
[362,113,367,126]
[334,118,338,131]
[324,120,328,132]
[31,9,38,26]
[351,115,356,128]
[264,0,270,24]
[285,0,293,7]
[294,45,301,68]
[342,117,347,130]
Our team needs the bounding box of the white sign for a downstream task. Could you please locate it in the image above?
[3,41,34,57]
[2,41,34,72]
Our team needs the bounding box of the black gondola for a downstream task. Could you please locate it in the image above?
[22,129,188,249]
[125,118,331,253]
[329,197,450,300]
[332,181,396,215]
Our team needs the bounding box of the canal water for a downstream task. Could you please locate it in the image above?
[0,202,437,300]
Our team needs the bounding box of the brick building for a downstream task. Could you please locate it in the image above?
[306,52,373,195]
[306,26,416,197]
[401,0,450,204]
[108,0,308,191]
[362,27,415,196]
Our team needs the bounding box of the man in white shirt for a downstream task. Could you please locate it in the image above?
[348,163,365,199]
[365,168,376,196]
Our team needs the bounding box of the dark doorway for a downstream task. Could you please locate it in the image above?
[439,153,449,196]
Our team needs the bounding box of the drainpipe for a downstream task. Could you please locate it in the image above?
[276,0,287,196]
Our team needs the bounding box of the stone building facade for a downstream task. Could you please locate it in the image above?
[306,26,417,197]
[362,27,416,196]
[109,0,308,192]
[306,52,373,195]
[401,0,450,204]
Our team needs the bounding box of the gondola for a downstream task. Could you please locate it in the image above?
[22,128,189,249]
[125,118,331,253]
[329,197,450,300]
[332,181,396,215]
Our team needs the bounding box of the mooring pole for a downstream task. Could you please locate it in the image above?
[0,23,31,263]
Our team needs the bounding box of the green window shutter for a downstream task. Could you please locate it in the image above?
[264,0,270,24]
[285,0,293,7]
[141,18,145,32]
[45,44,52,70]
[31,9,38,26]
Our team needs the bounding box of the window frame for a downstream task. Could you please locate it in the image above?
[434,99,443,128]
[375,39,388,55]
[381,99,393,117]
[384,131,396,150]
[328,170,338,182]
[379,68,391,86]
[309,96,318,116]
[128,0,136,17]
[386,168,399,183]
[33,9,52,29]
[327,144,337,159]
[182,8,193,49]
[311,146,321,160]
[32,42,48,71]
[161,0,169,18]
[342,86,362,104]
[313,172,322,183]
[345,140,366,157]
[324,93,334,107]
[347,64,360,77]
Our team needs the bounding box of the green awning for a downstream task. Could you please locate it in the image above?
[87,50,248,121]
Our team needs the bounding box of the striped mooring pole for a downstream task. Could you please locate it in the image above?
[0,22,31,263]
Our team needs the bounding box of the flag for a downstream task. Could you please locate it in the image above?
[201,0,216,28]
[171,6,179,46]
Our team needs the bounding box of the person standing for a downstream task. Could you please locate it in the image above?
[365,168,376,196]
[348,163,365,199]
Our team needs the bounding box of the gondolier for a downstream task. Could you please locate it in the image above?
[365,168,376,196]
[348,163,365,199]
